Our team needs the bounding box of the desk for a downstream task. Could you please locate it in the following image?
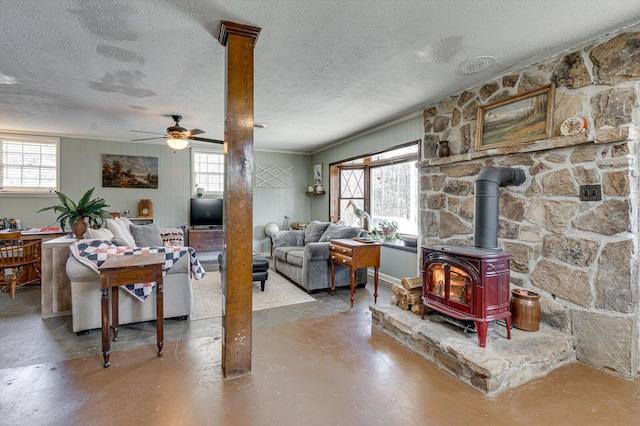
[329,239,381,307]
[98,253,165,368]
[20,231,68,241]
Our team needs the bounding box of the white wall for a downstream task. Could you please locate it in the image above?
[253,150,312,254]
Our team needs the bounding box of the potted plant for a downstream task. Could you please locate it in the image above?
[379,219,399,238]
[195,184,204,198]
[38,187,111,238]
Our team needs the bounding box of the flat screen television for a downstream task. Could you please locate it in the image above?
[190,198,223,227]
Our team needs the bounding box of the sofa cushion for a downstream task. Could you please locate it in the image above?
[274,246,300,262]
[130,223,163,247]
[286,250,305,267]
[271,230,305,248]
[303,242,329,261]
[84,227,114,241]
[105,218,136,246]
[319,224,360,242]
[160,227,184,247]
[304,221,331,243]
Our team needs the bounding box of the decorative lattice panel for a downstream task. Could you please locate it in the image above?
[255,164,293,188]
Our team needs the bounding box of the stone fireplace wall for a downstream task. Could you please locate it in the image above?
[418,27,639,379]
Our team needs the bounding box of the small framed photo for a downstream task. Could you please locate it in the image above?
[475,85,554,150]
[313,163,323,185]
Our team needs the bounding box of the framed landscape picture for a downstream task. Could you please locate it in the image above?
[475,85,554,150]
[102,154,159,189]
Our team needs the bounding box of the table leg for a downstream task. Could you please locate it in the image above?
[373,267,379,303]
[101,288,110,368]
[156,280,164,356]
[330,262,336,296]
[111,287,119,341]
[350,268,356,308]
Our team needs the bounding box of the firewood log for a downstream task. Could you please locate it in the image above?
[401,276,422,290]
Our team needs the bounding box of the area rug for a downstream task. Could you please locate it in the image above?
[190,271,316,320]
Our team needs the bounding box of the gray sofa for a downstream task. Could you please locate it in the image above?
[271,221,369,292]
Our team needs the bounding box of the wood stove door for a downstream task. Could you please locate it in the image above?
[447,265,473,313]
[425,263,447,305]
[424,257,477,315]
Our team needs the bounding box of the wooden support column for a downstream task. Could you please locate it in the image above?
[218,21,261,378]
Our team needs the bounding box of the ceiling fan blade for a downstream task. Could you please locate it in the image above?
[188,128,205,136]
[131,130,167,135]
[132,136,167,141]
[189,136,224,144]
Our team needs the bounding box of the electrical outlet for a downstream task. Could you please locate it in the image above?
[579,184,602,201]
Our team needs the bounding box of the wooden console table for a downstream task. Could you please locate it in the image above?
[329,239,381,307]
[41,236,76,318]
[188,227,224,252]
[98,253,165,368]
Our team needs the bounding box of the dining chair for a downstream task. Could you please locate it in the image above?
[0,231,42,298]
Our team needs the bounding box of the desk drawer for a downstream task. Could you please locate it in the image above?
[330,245,353,257]
[330,252,353,267]
[103,267,160,287]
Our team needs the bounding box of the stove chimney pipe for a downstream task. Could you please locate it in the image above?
[474,166,526,249]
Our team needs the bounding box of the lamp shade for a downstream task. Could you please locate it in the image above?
[167,137,189,150]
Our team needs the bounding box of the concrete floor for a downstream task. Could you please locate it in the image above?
[1,270,639,425]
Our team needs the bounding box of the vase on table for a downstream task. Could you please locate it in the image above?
[72,217,87,239]
[437,140,450,158]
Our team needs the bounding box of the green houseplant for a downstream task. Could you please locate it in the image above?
[38,188,111,238]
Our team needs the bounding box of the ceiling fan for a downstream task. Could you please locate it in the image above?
[131,115,223,149]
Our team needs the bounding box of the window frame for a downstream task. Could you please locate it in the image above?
[0,133,60,195]
[330,140,420,237]
[191,147,225,198]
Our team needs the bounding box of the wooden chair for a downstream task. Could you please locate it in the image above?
[0,231,42,298]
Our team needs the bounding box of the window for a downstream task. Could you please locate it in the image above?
[331,141,419,236]
[0,134,59,193]
[192,149,224,195]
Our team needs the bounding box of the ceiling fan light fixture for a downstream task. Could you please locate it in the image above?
[167,137,189,150]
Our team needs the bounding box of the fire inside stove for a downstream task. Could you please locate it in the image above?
[428,264,472,306]
[422,244,513,347]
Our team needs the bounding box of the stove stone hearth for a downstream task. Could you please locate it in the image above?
[370,304,576,396]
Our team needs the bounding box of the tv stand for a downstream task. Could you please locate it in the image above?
[188,228,224,253]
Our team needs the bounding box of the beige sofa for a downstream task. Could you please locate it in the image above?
[66,219,196,333]
[66,253,193,333]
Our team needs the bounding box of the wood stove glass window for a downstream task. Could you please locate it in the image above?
[426,263,472,309]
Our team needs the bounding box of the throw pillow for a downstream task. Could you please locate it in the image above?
[319,224,360,242]
[105,218,136,247]
[130,223,163,247]
[304,221,331,243]
[84,227,114,241]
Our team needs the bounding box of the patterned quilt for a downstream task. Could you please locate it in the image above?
[70,239,205,301]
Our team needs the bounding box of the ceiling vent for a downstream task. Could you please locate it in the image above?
[455,55,497,75]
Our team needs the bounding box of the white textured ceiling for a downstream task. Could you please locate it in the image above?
[1,0,639,153]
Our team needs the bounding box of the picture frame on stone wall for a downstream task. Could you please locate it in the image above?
[475,85,554,150]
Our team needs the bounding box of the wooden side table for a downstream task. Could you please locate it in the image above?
[98,253,165,368]
[329,239,382,307]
